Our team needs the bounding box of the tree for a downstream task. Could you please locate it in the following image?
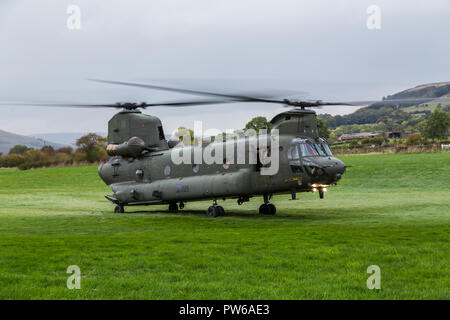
[76,133,107,162]
[419,110,450,140]
[9,145,30,155]
[76,133,103,153]
[317,117,330,139]
[172,127,194,145]
[41,145,55,156]
[245,116,272,133]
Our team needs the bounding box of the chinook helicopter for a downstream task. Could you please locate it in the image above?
[3,80,449,217]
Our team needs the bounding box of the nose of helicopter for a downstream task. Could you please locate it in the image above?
[306,156,346,184]
[322,157,346,182]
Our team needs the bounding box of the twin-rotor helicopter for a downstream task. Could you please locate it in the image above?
[3,80,448,217]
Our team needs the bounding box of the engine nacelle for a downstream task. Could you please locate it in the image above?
[106,136,146,158]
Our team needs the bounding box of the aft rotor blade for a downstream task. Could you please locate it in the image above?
[88,79,302,104]
[142,99,238,107]
[316,96,450,107]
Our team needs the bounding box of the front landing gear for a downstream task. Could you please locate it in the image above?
[206,200,225,218]
[259,194,276,215]
[114,205,125,214]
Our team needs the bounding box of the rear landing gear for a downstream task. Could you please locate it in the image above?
[259,194,276,215]
[259,203,276,215]
[216,206,225,216]
[114,205,124,214]
[168,202,179,213]
[206,200,225,218]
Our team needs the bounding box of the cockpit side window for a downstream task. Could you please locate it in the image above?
[158,126,165,140]
[288,145,300,160]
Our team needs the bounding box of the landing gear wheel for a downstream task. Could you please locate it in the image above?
[206,206,220,218]
[267,203,276,215]
[114,205,124,214]
[216,206,225,216]
[259,204,267,214]
[179,202,185,210]
[168,202,179,213]
[259,203,276,215]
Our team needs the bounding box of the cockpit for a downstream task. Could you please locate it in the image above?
[288,138,332,160]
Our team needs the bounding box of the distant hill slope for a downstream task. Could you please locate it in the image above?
[31,132,107,148]
[320,81,450,129]
[0,130,65,154]
[386,81,450,100]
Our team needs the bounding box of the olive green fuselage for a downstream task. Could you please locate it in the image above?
[98,109,346,206]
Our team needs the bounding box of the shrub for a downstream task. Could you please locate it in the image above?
[0,154,26,167]
[349,140,359,148]
[406,133,422,146]
[56,147,73,155]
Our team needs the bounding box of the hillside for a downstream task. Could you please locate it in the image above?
[320,81,450,132]
[385,81,450,100]
[31,132,107,148]
[0,130,64,154]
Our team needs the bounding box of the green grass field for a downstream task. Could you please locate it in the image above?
[0,152,449,299]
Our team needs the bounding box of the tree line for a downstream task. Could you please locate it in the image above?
[0,133,107,170]
[1,109,449,170]
[321,109,450,142]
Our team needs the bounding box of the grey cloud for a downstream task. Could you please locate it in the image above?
[0,0,448,134]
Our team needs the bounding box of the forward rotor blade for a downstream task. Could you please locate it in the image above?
[0,102,119,108]
[0,99,237,109]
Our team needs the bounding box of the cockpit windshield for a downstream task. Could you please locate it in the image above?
[322,143,333,156]
[314,144,327,156]
[288,138,333,158]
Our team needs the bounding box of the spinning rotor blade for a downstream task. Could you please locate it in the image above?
[0,99,236,109]
[0,102,118,108]
[328,96,450,106]
[88,79,303,104]
[2,80,448,110]
[89,79,450,108]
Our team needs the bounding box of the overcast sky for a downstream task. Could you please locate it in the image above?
[0,0,449,135]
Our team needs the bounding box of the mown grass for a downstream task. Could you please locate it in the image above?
[0,152,449,299]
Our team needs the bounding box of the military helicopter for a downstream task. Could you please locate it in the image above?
[3,80,449,217]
